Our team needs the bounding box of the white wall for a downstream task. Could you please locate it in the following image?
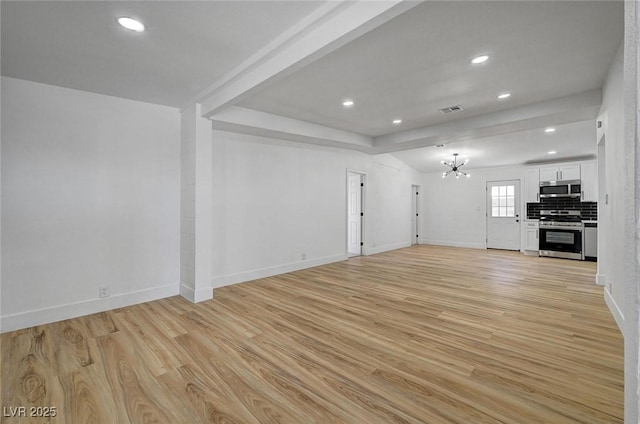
[598,4,639,419]
[420,166,525,248]
[1,77,181,332]
[599,44,628,328]
[210,130,421,287]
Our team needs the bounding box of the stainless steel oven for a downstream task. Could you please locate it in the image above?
[539,210,584,260]
[539,180,582,198]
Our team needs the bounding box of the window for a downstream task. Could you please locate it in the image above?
[491,185,515,217]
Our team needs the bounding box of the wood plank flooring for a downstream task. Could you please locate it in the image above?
[1,245,623,423]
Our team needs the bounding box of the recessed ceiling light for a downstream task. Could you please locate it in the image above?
[342,99,354,107]
[471,55,489,64]
[118,17,145,32]
[497,93,511,99]
[548,151,557,155]
[392,119,402,125]
[544,127,556,133]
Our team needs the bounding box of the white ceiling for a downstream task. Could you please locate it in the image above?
[0,1,624,170]
[391,119,597,174]
[0,1,326,107]
[239,1,622,137]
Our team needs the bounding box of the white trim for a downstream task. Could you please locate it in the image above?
[596,273,607,286]
[179,283,213,303]
[605,287,625,335]
[366,241,412,255]
[180,283,195,302]
[421,239,486,250]
[0,283,179,333]
[211,254,347,288]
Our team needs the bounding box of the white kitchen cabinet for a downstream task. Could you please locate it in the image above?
[581,161,598,202]
[523,221,539,252]
[539,165,580,181]
[539,167,558,182]
[560,165,581,180]
[524,168,540,203]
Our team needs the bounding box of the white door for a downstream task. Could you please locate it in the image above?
[411,185,420,245]
[347,173,363,256]
[487,180,521,250]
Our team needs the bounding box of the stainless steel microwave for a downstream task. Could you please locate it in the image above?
[539,180,582,198]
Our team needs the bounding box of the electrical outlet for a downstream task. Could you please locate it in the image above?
[99,286,110,298]
[301,253,306,260]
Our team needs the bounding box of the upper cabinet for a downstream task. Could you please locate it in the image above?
[525,160,597,203]
[539,165,581,181]
[524,168,540,203]
[581,161,598,202]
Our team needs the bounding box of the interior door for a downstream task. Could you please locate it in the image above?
[486,180,521,250]
[347,172,363,256]
[411,185,420,245]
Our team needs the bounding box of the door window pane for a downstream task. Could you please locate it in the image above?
[490,184,516,217]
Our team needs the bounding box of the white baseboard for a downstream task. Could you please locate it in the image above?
[365,241,412,256]
[421,239,486,249]
[211,254,347,288]
[605,287,625,335]
[0,283,180,333]
[596,273,607,286]
[179,283,213,303]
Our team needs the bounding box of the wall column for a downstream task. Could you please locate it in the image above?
[180,103,213,302]
[625,0,640,421]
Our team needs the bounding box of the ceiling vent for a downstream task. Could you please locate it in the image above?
[439,105,464,114]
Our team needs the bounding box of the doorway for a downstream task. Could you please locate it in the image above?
[597,133,607,286]
[486,180,521,250]
[411,185,420,245]
[347,171,364,257]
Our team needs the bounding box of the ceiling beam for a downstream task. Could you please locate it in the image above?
[372,89,603,154]
[195,0,423,118]
[209,90,602,155]
[211,106,373,152]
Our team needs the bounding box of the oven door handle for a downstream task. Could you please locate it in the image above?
[540,226,583,231]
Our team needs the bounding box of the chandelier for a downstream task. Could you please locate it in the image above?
[441,153,470,179]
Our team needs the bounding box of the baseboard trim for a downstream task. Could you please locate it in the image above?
[365,241,412,256]
[211,254,347,288]
[1,283,180,333]
[180,283,213,303]
[421,239,486,249]
[604,287,625,335]
[596,273,607,286]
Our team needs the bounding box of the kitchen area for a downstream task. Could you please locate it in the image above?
[522,161,598,261]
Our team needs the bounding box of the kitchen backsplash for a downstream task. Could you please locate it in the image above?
[527,198,597,220]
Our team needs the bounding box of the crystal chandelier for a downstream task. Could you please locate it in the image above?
[441,153,470,179]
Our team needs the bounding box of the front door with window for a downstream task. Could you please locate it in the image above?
[486,180,521,250]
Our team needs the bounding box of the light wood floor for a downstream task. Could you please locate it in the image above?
[1,245,623,423]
